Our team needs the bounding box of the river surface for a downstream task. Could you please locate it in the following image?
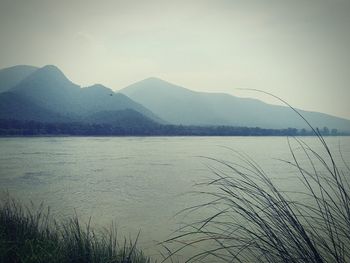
[0,136,349,260]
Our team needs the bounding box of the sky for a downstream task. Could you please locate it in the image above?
[0,0,349,119]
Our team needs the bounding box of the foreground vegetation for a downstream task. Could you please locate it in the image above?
[0,198,152,263]
[162,95,350,262]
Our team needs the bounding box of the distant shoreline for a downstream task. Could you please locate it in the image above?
[1,134,350,138]
[1,119,349,137]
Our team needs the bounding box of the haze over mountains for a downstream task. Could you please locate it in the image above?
[0,65,160,127]
[1,64,350,132]
[121,78,350,131]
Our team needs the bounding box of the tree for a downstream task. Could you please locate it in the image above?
[331,128,338,136]
[322,126,330,136]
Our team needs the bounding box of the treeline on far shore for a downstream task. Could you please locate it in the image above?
[0,119,346,136]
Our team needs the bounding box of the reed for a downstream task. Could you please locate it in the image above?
[162,94,350,263]
[0,197,152,263]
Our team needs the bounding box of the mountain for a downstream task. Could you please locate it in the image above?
[10,65,82,117]
[1,65,162,124]
[0,65,38,93]
[120,77,350,131]
[2,65,349,132]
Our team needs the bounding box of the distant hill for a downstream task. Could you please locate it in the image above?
[120,77,350,131]
[0,65,162,126]
[0,65,38,93]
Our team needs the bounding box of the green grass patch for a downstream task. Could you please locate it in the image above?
[0,198,152,263]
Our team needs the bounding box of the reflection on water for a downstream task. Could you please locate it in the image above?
[0,136,349,259]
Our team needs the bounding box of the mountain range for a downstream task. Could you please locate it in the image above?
[0,65,160,128]
[120,77,350,131]
[1,64,350,132]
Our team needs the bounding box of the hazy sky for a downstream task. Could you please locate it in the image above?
[1,0,349,119]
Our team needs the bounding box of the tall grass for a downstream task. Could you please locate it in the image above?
[0,196,152,263]
[162,95,350,262]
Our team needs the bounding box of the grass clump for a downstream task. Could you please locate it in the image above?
[162,95,350,262]
[0,197,152,263]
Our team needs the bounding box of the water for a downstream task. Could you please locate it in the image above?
[0,136,349,259]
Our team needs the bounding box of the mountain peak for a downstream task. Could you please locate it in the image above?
[140,77,174,86]
[41,64,59,70]
[143,76,164,81]
[22,65,75,87]
[120,77,194,98]
[88,83,109,89]
[38,64,65,76]
[84,84,114,94]
[11,64,80,102]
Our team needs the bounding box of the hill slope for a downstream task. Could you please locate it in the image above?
[0,92,68,122]
[0,65,38,93]
[84,109,158,128]
[120,77,350,131]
